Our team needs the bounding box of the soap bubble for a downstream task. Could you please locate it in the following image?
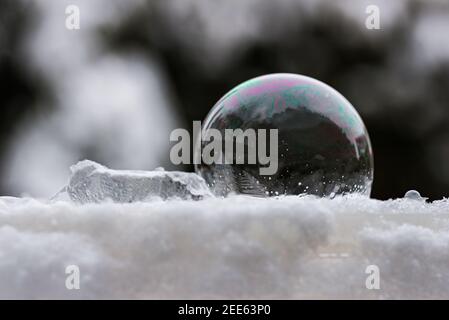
[404,190,427,202]
[195,73,373,197]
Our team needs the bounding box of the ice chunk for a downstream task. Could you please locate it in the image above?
[0,197,25,211]
[56,160,213,204]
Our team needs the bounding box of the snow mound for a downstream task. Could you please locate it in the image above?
[1,194,449,299]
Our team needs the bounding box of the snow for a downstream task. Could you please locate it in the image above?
[1,192,449,299]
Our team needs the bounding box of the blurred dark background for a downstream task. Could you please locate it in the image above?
[1,0,449,200]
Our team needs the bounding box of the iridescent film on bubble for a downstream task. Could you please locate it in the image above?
[195,73,373,197]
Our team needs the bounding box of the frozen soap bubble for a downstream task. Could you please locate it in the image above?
[195,73,373,197]
[404,190,427,202]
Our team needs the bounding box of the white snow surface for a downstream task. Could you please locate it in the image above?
[1,192,449,299]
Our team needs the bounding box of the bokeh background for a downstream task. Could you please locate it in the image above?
[1,0,449,200]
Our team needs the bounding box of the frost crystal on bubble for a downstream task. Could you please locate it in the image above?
[55,160,212,204]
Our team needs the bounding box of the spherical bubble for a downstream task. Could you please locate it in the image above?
[404,190,426,202]
[195,73,374,197]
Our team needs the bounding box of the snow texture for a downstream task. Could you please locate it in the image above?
[1,191,449,299]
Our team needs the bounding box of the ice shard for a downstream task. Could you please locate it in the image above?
[56,160,213,204]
